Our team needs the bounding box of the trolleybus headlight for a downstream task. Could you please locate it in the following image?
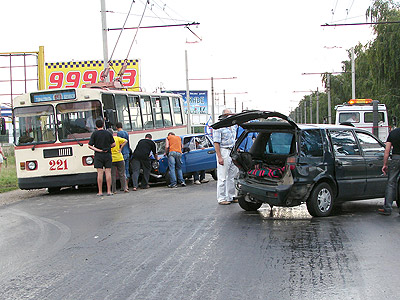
[26,161,37,171]
[83,156,94,166]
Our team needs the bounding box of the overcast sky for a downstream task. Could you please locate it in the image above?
[0,0,376,115]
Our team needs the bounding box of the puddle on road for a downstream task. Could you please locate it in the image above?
[257,204,312,220]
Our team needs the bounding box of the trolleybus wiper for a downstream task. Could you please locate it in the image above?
[63,126,84,146]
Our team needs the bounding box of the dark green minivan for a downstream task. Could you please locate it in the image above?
[211,111,388,217]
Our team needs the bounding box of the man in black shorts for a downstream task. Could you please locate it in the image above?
[88,119,115,196]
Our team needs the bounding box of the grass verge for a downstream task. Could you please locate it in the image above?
[0,148,18,193]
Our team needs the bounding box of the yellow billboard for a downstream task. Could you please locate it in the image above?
[45,59,140,90]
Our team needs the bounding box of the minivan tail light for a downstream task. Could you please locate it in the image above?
[286,156,296,170]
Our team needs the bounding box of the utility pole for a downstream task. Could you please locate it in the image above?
[327,73,332,123]
[351,47,356,99]
[185,50,191,134]
[316,88,319,123]
[100,0,109,82]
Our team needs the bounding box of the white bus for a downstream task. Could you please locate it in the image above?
[12,88,187,191]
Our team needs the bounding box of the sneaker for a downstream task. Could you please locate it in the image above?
[200,179,209,183]
[168,184,178,188]
[181,182,186,187]
[194,180,201,185]
[378,208,391,216]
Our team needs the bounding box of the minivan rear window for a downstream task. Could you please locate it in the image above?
[265,132,293,155]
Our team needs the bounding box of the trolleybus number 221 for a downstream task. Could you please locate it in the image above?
[49,159,68,171]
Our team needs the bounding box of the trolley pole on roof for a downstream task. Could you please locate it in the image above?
[100,0,109,82]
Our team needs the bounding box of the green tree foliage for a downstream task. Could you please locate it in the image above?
[293,0,400,125]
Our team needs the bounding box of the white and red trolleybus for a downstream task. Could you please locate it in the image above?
[12,88,187,191]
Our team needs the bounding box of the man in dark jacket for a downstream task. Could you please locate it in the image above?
[131,133,158,190]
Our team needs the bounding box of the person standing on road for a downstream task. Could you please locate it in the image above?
[0,145,6,173]
[165,132,185,188]
[116,122,131,189]
[108,128,129,194]
[88,119,115,196]
[193,138,208,185]
[213,109,238,205]
[378,127,400,215]
[131,133,158,191]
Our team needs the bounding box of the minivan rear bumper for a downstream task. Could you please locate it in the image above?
[237,178,311,207]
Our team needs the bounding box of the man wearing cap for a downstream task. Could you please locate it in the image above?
[213,108,238,205]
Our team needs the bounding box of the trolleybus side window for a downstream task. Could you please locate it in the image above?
[102,94,117,129]
[141,96,154,129]
[14,105,56,145]
[172,96,183,125]
[161,96,172,127]
[151,96,164,128]
[56,100,101,141]
[128,95,143,131]
[115,94,131,131]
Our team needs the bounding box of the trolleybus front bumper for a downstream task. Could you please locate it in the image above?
[18,172,98,190]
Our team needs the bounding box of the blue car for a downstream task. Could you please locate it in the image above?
[149,133,217,184]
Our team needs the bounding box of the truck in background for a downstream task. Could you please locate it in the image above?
[335,99,390,142]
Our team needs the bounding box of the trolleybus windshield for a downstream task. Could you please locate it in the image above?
[14,105,56,145]
[56,100,102,141]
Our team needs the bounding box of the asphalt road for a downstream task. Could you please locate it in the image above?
[1,178,400,300]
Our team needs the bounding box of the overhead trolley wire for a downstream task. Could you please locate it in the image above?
[125,0,149,60]
[109,0,135,62]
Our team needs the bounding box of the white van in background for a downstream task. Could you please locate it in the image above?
[335,99,390,142]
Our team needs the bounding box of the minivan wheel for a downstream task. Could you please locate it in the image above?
[238,196,262,211]
[306,182,334,217]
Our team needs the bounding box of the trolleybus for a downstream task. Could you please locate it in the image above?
[12,88,187,191]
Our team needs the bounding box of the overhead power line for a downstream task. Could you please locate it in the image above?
[108,22,200,31]
[322,20,400,26]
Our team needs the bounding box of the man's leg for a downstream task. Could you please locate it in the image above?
[141,160,151,188]
[193,171,200,182]
[123,154,130,188]
[216,149,229,203]
[168,153,177,186]
[200,170,206,182]
[111,163,117,193]
[383,159,400,212]
[227,158,239,201]
[117,161,127,191]
[131,159,140,189]
[105,168,112,195]
[97,168,104,195]
[175,153,185,185]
